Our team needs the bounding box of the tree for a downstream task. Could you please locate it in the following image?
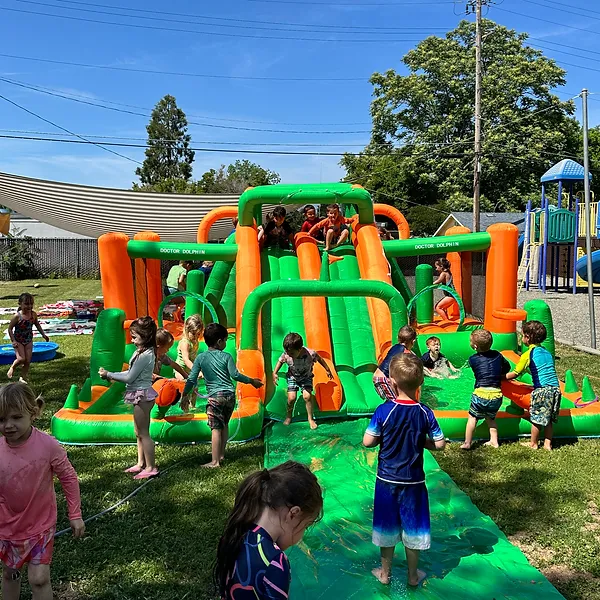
[341,20,580,214]
[197,160,281,194]
[135,95,195,187]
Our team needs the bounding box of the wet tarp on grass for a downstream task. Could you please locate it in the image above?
[265,420,564,599]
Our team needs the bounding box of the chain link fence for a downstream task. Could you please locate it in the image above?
[0,238,99,280]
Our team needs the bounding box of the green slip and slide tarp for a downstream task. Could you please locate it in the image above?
[265,420,564,600]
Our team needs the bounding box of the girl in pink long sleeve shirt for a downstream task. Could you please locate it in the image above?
[0,382,85,600]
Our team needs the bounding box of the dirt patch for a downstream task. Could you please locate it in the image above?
[542,565,596,587]
[509,532,558,564]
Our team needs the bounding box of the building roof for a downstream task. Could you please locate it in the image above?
[434,212,526,236]
[0,171,285,242]
[9,213,92,239]
[541,159,592,183]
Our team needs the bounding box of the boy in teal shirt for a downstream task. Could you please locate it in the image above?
[506,320,561,450]
[182,323,262,467]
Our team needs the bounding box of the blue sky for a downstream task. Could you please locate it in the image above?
[0,0,599,189]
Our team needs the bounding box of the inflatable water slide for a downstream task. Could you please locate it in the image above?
[51,183,600,444]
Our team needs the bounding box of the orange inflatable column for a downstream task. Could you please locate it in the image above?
[445,225,472,317]
[235,225,261,341]
[373,203,411,240]
[484,223,519,334]
[98,233,136,319]
[133,231,162,320]
[197,206,238,244]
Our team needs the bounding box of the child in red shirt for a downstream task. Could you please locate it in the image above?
[0,383,84,599]
[300,205,324,242]
[308,203,351,251]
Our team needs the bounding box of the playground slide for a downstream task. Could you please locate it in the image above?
[576,249,600,283]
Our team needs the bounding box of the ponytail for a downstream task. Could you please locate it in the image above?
[213,461,323,596]
[436,257,451,272]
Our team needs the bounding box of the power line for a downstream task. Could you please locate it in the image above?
[495,6,600,37]
[31,0,452,32]
[0,94,140,164]
[0,77,372,134]
[521,0,600,21]
[533,0,600,16]
[0,5,437,43]
[246,0,456,5]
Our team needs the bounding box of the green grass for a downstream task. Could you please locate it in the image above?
[2,279,600,599]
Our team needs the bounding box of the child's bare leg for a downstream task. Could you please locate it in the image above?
[7,343,26,379]
[484,417,499,448]
[303,389,317,429]
[203,428,222,468]
[28,564,52,600]
[460,416,477,449]
[543,422,553,451]
[372,546,394,584]
[2,566,21,600]
[405,548,426,586]
[220,423,229,461]
[284,391,296,425]
[134,402,156,471]
[132,416,145,469]
[20,343,33,381]
[336,229,349,246]
[325,228,335,251]
[435,302,449,320]
[523,423,541,449]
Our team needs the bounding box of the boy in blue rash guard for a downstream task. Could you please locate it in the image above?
[364,353,446,587]
[506,320,561,450]
[372,325,417,402]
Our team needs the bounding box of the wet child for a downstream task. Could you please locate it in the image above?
[273,332,333,430]
[154,328,188,381]
[373,325,417,402]
[182,323,262,467]
[6,293,50,383]
[421,336,460,379]
[300,205,323,241]
[176,314,204,384]
[364,354,445,587]
[214,461,323,599]
[308,203,351,251]
[432,258,454,320]
[0,382,85,600]
[461,329,511,450]
[261,206,294,250]
[506,320,561,450]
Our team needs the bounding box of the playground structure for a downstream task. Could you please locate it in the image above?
[51,182,600,444]
[522,159,599,293]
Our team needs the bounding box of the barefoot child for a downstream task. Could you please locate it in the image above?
[182,323,262,467]
[214,461,323,600]
[373,325,417,402]
[433,258,454,320]
[273,332,333,429]
[461,329,511,450]
[0,383,85,599]
[300,205,323,241]
[176,314,204,381]
[99,316,159,479]
[261,206,294,250]
[6,293,49,383]
[154,328,188,381]
[506,320,561,450]
[308,203,351,251]
[421,336,460,379]
[363,354,445,587]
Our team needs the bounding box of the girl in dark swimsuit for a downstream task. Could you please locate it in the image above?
[433,258,455,321]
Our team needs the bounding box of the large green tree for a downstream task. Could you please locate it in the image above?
[342,20,580,214]
[196,160,281,194]
[135,95,194,187]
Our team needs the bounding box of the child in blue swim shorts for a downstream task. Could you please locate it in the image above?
[363,353,446,587]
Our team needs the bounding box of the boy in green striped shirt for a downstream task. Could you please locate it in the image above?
[183,323,263,468]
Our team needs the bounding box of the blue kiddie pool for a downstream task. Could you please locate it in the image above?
[0,342,59,365]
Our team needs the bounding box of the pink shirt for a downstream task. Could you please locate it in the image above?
[0,427,82,540]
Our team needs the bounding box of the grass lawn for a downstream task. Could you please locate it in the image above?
[2,279,600,599]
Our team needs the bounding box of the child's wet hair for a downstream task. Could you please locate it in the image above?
[18,292,34,307]
[184,315,204,339]
[397,325,417,345]
[272,206,286,219]
[326,203,340,212]
[470,329,493,352]
[389,354,424,391]
[213,461,323,596]
[436,258,451,271]
[521,320,547,345]
[0,382,44,419]
[130,316,157,353]
[426,336,440,347]
[156,328,174,347]
[204,322,228,347]
[283,332,303,353]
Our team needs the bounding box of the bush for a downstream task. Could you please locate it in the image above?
[0,229,39,280]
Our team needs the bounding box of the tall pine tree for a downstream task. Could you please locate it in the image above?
[135,95,195,187]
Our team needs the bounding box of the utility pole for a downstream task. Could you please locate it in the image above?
[582,89,597,348]
[472,0,483,232]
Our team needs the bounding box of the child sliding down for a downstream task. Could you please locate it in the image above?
[421,336,460,380]
[273,333,333,429]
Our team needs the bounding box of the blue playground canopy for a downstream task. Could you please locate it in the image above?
[541,159,592,183]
